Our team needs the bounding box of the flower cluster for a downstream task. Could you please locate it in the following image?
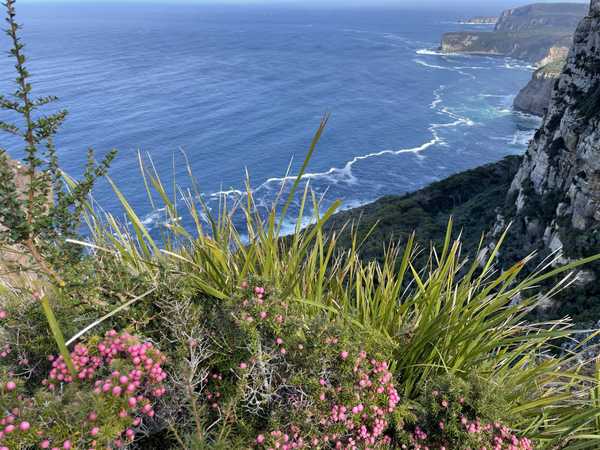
[407,417,533,450]
[0,330,167,449]
[256,351,399,449]
[402,379,534,450]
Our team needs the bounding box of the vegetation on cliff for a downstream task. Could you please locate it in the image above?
[2,1,600,449]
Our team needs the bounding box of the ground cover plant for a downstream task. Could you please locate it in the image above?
[3,1,600,448]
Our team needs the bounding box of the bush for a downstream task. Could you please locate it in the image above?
[400,375,533,449]
[0,330,166,449]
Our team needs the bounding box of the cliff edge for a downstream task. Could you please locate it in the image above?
[499,0,600,265]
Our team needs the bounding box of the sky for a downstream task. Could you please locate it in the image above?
[16,0,588,4]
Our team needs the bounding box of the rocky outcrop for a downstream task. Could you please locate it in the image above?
[441,3,587,65]
[539,46,570,67]
[500,0,600,260]
[441,31,573,65]
[514,58,565,116]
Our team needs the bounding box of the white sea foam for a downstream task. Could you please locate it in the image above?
[414,59,475,79]
[479,93,512,98]
[511,130,536,146]
[141,84,479,231]
[416,48,473,58]
[207,85,475,203]
[416,48,451,56]
[414,59,448,70]
[501,58,536,71]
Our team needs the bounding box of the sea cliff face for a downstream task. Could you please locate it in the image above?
[440,3,586,65]
[501,0,600,263]
[494,3,588,33]
[514,58,565,116]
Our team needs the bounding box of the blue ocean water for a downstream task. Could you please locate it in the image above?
[0,3,541,233]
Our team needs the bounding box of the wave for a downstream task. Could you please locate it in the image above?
[414,59,475,79]
[416,48,452,56]
[479,93,512,98]
[207,85,475,201]
[416,48,473,58]
[140,87,479,230]
[414,59,448,70]
[511,129,536,147]
[501,58,536,71]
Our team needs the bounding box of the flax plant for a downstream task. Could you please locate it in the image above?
[76,114,600,447]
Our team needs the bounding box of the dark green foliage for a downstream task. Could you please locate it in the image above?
[399,374,528,449]
[326,156,522,262]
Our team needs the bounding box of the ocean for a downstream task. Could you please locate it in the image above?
[0,3,541,234]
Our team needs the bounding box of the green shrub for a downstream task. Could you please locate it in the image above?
[400,374,533,449]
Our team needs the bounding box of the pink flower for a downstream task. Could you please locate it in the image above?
[5,381,16,391]
[256,434,265,444]
[90,427,99,436]
[0,310,6,319]
[275,337,283,345]
[239,362,248,369]
[19,421,30,431]
[340,351,349,360]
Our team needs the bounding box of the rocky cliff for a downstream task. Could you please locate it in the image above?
[500,0,600,265]
[495,3,588,33]
[514,58,565,116]
[441,3,587,65]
